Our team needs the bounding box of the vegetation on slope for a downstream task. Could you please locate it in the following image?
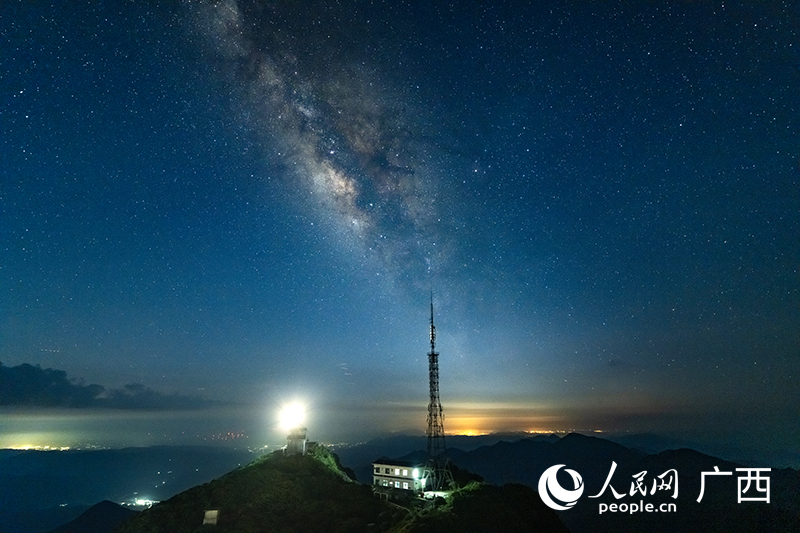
[392,481,570,533]
[114,443,569,533]
[114,443,404,533]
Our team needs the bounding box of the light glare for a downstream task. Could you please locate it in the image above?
[279,403,304,430]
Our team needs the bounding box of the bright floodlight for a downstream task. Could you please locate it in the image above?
[279,403,304,430]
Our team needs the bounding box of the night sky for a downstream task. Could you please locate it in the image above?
[2,1,798,456]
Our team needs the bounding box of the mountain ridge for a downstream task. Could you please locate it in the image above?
[339,433,800,533]
[48,500,138,533]
[112,443,569,533]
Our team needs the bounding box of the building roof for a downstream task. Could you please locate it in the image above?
[372,457,423,468]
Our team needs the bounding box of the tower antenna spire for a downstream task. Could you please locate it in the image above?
[424,292,454,493]
[430,291,436,353]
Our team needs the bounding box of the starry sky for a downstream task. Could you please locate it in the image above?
[2,1,798,455]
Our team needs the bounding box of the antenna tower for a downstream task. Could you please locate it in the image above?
[425,294,454,492]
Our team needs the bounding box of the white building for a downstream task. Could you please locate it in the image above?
[372,459,425,495]
[285,425,307,455]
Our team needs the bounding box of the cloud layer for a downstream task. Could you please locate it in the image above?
[0,362,210,410]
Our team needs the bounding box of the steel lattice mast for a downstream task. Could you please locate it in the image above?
[425,295,453,492]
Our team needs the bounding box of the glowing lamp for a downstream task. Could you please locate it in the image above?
[279,403,304,431]
[279,402,308,456]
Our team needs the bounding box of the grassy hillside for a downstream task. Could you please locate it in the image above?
[114,443,568,533]
[393,481,570,533]
[115,443,400,533]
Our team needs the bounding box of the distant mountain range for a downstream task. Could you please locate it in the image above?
[337,433,800,533]
[47,500,138,533]
[602,433,800,469]
[6,434,799,532]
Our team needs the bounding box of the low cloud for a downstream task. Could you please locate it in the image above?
[0,362,211,410]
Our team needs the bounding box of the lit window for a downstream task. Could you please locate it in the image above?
[403,469,408,476]
[403,482,409,490]
[395,481,400,488]
[395,469,400,475]
[383,480,388,486]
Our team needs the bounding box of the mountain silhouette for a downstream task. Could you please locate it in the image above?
[18,433,800,533]
[47,500,138,533]
[449,434,800,533]
[339,433,800,533]
[0,445,255,533]
[112,443,569,533]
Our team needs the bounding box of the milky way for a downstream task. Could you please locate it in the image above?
[190,0,446,290]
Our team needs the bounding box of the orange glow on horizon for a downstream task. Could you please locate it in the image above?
[449,429,490,436]
[445,410,565,436]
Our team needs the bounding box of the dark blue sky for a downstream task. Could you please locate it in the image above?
[2,1,798,454]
